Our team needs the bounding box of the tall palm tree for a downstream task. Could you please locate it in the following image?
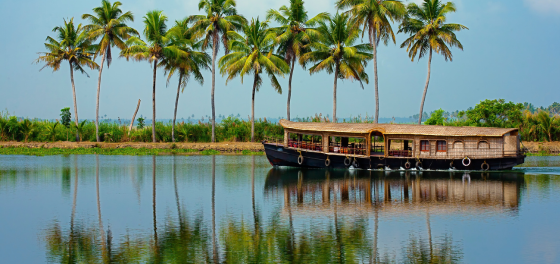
[219,18,290,142]
[335,0,406,124]
[82,0,138,142]
[121,11,188,142]
[301,13,372,123]
[188,0,246,142]
[266,0,328,121]
[537,111,557,142]
[164,20,211,142]
[398,0,467,125]
[36,18,98,142]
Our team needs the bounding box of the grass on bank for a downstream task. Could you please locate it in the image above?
[0,146,265,156]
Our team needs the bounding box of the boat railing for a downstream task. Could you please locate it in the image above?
[288,140,323,152]
[264,136,284,146]
[328,143,367,155]
[371,145,385,154]
[388,150,412,157]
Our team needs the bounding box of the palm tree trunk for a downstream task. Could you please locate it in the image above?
[172,74,183,142]
[287,59,295,121]
[371,30,379,124]
[128,99,141,136]
[69,156,79,261]
[152,155,159,260]
[96,155,107,262]
[96,52,106,142]
[251,156,261,263]
[427,209,433,262]
[69,62,80,142]
[211,32,218,143]
[418,48,433,125]
[333,64,339,123]
[173,156,183,229]
[152,59,158,143]
[251,74,257,142]
[211,155,218,263]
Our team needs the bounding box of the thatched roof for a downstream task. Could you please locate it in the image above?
[279,120,517,137]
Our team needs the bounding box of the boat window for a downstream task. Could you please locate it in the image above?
[420,140,430,152]
[329,137,366,155]
[478,141,490,149]
[288,133,323,151]
[388,139,413,157]
[453,141,464,149]
[437,141,447,152]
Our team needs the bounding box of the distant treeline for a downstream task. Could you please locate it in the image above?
[1,99,559,143]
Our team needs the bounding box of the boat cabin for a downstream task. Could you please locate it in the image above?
[278,120,522,160]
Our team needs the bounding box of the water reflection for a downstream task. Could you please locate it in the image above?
[265,169,524,215]
[0,156,552,263]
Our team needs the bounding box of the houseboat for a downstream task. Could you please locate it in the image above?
[262,120,525,171]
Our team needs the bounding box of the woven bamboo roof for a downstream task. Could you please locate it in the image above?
[279,120,517,137]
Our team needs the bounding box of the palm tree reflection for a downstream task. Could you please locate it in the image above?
[44,161,530,263]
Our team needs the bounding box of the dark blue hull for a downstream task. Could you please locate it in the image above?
[263,143,525,171]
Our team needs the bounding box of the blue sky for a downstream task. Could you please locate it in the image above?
[0,0,559,120]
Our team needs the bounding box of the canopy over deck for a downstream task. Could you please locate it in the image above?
[279,120,518,137]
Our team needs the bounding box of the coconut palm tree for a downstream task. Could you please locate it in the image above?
[120,11,189,142]
[188,0,246,142]
[219,18,290,142]
[82,0,138,142]
[301,13,372,123]
[35,18,98,142]
[537,111,558,142]
[164,20,211,142]
[335,0,406,124]
[266,0,328,121]
[398,0,468,125]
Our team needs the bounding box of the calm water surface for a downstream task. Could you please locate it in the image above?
[1,155,559,263]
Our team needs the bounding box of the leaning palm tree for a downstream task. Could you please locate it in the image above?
[301,13,372,123]
[398,0,468,125]
[121,11,188,142]
[35,18,98,142]
[164,20,211,142]
[188,0,246,142]
[335,0,406,124]
[82,0,138,142]
[266,0,328,121]
[219,18,290,142]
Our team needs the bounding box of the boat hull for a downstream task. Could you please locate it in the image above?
[263,143,525,171]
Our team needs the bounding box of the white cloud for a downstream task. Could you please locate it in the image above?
[524,0,560,14]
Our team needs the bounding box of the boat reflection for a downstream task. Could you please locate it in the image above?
[265,169,524,216]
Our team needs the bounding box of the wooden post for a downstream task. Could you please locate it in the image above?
[128,99,141,136]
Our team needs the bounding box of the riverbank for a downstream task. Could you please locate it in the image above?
[0,141,558,156]
[0,141,265,155]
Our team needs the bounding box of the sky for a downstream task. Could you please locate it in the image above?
[0,0,559,120]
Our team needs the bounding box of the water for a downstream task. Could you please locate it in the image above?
[0,155,559,264]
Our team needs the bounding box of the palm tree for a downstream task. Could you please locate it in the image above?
[335,0,406,124]
[398,0,468,125]
[35,18,97,142]
[266,0,328,121]
[537,111,557,142]
[301,13,372,123]
[188,0,246,142]
[121,11,189,142]
[219,18,290,142]
[82,0,138,142]
[164,20,211,142]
